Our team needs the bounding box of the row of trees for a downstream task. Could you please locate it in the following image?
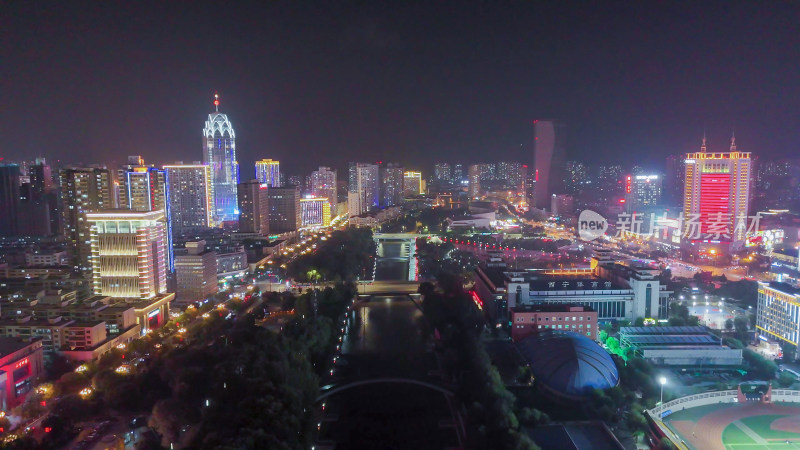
[418,278,540,449]
[286,228,376,282]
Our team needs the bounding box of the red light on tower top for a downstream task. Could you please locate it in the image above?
[213,92,220,111]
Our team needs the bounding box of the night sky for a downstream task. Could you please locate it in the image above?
[5,1,800,175]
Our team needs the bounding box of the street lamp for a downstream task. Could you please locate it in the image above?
[659,376,667,406]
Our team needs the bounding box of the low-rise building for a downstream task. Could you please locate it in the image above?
[756,281,800,348]
[0,338,44,410]
[511,305,597,342]
[619,326,742,366]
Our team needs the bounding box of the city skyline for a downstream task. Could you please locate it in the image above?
[5,2,800,173]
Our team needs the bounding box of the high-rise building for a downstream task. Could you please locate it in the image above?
[86,210,168,299]
[498,161,524,191]
[118,157,173,270]
[255,159,280,187]
[756,281,800,350]
[683,135,752,242]
[403,171,423,196]
[478,163,497,181]
[468,164,481,199]
[237,180,269,234]
[163,163,214,231]
[452,164,464,185]
[203,93,239,224]
[434,163,452,182]
[563,161,589,195]
[300,197,332,227]
[533,120,567,209]
[0,164,21,237]
[626,174,662,211]
[348,162,379,215]
[60,167,113,271]
[665,155,685,206]
[26,159,58,235]
[267,186,301,233]
[310,166,337,205]
[174,241,218,306]
[381,163,404,207]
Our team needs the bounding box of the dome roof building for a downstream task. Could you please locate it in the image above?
[516,331,619,399]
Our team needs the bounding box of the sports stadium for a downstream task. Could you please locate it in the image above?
[647,385,800,449]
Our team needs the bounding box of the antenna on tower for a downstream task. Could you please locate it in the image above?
[213,92,220,112]
[730,129,736,151]
[701,129,707,152]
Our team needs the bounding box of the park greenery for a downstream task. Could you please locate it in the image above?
[418,277,540,449]
[286,228,376,282]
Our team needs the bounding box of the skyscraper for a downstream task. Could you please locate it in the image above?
[468,164,481,199]
[403,171,423,196]
[348,162,379,215]
[118,156,172,270]
[60,167,113,271]
[683,135,752,243]
[626,174,662,212]
[255,159,281,187]
[0,164,21,237]
[86,210,168,299]
[203,93,239,224]
[381,163,404,207]
[163,163,214,231]
[434,163,452,182]
[533,120,567,209]
[452,164,464,185]
[310,166,337,205]
[664,154,685,206]
[267,186,301,233]
[237,180,269,235]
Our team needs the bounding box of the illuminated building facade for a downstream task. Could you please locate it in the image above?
[117,157,173,270]
[237,180,269,234]
[203,93,239,224]
[0,338,44,410]
[86,210,168,299]
[683,136,751,242]
[434,163,451,182]
[756,281,800,348]
[174,241,218,306]
[626,174,662,211]
[467,165,481,198]
[60,167,114,271]
[533,120,567,209]
[255,159,281,187]
[163,164,214,230]
[300,197,332,227]
[310,166,337,205]
[403,171,423,196]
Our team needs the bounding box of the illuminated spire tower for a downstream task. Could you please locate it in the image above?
[203,92,239,224]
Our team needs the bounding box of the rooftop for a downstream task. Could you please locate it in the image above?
[0,337,41,358]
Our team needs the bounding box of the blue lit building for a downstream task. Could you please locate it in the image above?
[203,93,239,224]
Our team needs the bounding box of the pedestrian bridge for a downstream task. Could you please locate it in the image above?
[317,377,455,402]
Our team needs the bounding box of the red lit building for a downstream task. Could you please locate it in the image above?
[0,338,44,410]
[683,136,751,245]
[511,305,597,342]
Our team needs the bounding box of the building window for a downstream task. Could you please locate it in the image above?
[587,324,592,329]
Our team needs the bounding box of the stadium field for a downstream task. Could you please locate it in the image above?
[663,402,800,450]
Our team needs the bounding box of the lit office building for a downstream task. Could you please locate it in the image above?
[683,136,751,243]
[756,281,800,349]
[163,163,214,230]
[237,180,269,234]
[117,156,173,270]
[255,159,281,187]
[203,93,239,224]
[626,174,662,211]
[174,241,218,306]
[300,197,332,227]
[310,166,337,205]
[86,210,169,299]
[60,167,114,271]
[434,163,452,182]
[468,164,481,198]
[403,171,423,196]
[533,120,567,209]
